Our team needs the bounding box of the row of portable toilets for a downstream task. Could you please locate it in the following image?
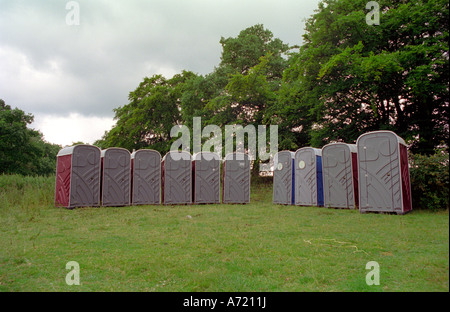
[273,131,412,214]
[55,130,412,214]
[55,148,251,208]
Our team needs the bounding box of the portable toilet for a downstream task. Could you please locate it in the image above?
[193,152,221,204]
[55,144,101,209]
[294,147,324,207]
[101,147,131,207]
[273,151,295,205]
[357,131,412,214]
[222,152,251,204]
[131,149,161,205]
[322,143,359,209]
[161,151,192,205]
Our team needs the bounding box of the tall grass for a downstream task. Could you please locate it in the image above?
[0,174,55,221]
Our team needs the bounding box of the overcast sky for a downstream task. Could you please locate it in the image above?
[0,0,320,147]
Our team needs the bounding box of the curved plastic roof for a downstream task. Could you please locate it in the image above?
[275,150,295,157]
[101,147,131,157]
[356,130,406,146]
[273,150,295,165]
[162,150,192,161]
[131,149,161,159]
[295,147,322,156]
[322,143,357,154]
[57,144,100,157]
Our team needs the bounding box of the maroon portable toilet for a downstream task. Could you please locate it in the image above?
[55,144,101,209]
[131,149,161,205]
[101,147,131,207]
[357,131,412,214]
[161,151,192,205]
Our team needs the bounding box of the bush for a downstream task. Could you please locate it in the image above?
[409,148,449,210]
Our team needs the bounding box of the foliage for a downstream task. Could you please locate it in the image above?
[98,24,290,164]
[4,2,449,175]
[280,0,449,153]
[94,71,196,153]
[99,5,448,157]
[409,148,449,210]
[0,99,60,176]
[198,24,289,129]
[219,24,289,78]
[0,174,54,214]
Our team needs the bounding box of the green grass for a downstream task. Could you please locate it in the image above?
[0,174,448,292]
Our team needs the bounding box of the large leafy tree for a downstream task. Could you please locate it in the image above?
[219,24,289,78]
[100,24,291,158]
[180,25,290,172]
[211,24,290,126]
[0,99,60,175]
[180,24,290,129]
[95,71,196,153]
[279,0,449,154]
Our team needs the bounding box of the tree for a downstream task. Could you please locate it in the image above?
[0,99,60,175]
[99,24,291,161]
[182,25,290,173]
[199,25,289,159]
[95,71,196,153]
[219,24,289,78]
[212,24,290,126]
[280,0,449,154]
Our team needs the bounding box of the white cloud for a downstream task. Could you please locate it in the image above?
[0,46,86,115]
[31,113,116,147]
[0,0,321,147]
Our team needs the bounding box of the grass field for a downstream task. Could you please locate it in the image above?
[0,174,448,292]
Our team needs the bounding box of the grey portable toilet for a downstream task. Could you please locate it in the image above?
[322,143,359,209]
[193,152,221,204]
[273,150,295,205]
[222,152,251,204]
[101,147,131,207]
[131,149,161,205]
[357,130,412,214]
[161,151,192,205]
[55,144,101,208]
[294,147,324,207]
